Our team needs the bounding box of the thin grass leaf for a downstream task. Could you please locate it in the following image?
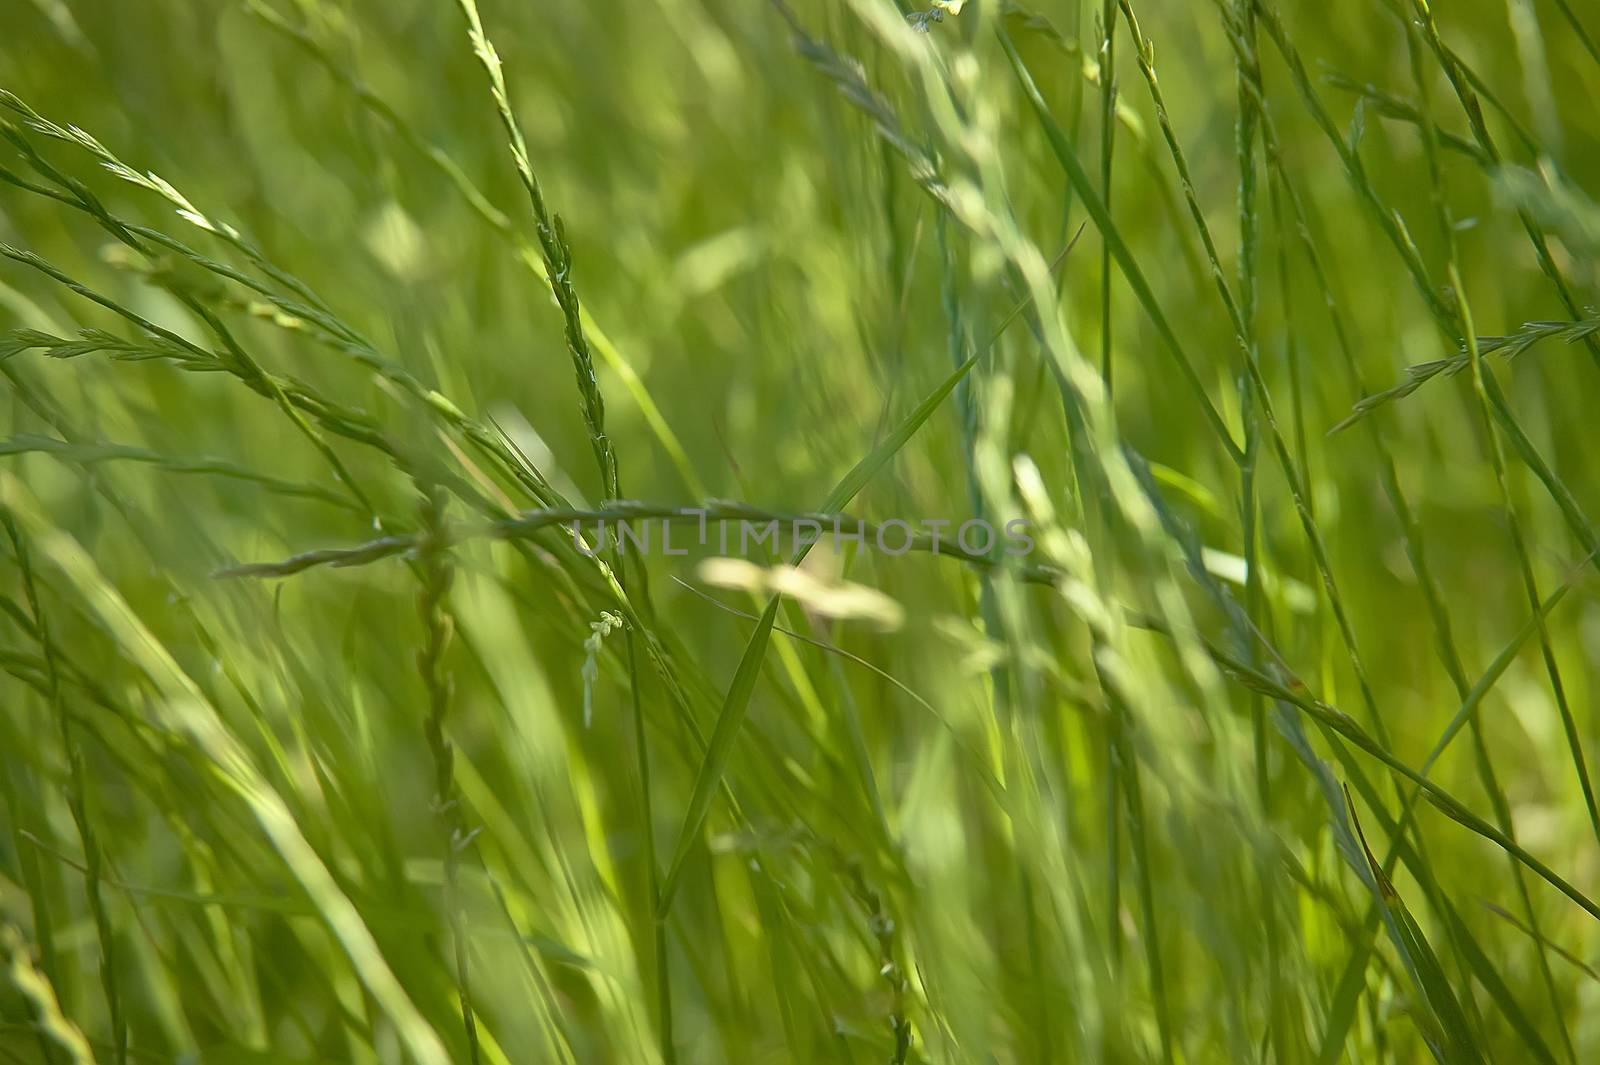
[0,471,453,1065]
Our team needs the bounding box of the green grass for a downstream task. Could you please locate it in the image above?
[3,0,1600,1061]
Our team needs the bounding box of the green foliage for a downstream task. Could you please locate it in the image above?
[2,0,1600,1062]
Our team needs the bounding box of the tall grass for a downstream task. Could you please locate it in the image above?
[3,0,1600,1061]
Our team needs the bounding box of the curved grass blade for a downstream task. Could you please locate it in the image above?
[0,471,453,1065]
[1345,787,1485,1065]
[998,24,1245,465]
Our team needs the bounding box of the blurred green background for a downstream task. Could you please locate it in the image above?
[3,0,1600,1062]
